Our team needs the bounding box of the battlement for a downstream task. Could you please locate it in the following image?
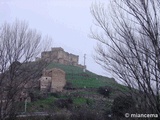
[40,47,82,67]
[51,47,64,51]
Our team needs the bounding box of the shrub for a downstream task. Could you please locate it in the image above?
[70,93,81,98]
[52,113,70,120]
[50,92,60,98]
[29,91,47,102]
[54,98,73,109]
[64,82,75,90]
[70,108,104,120]
[86,99,94,106]
[98,86,112,98]
[103,109,112,120]
[73,98,89,108]
[111,95,135,118]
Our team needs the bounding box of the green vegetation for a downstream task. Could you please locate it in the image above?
[27,95,96,112]
[28,96,56,112]
[46,62,125,90]
[22,62,130,120]
[68,78,105,88]
[46,62,85,74]
[73,97,87,106]
[45,62,130,99]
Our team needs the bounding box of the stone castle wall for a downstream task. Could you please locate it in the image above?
[39,47,85,68]
[41,47,79,66]
[40,68,66,92]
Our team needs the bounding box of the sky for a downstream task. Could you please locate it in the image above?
[0,0,112,77]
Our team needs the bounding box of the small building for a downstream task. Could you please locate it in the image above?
[40,68,66,92]
[50,68,66,92]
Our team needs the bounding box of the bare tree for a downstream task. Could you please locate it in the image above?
[91,0,160,116]
[0,20,51,120]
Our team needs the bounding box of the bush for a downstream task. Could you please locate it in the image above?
[98,86,112,98]
[70,108,104,120]
[64,82,76,90]
[111,95,135,118]
[54,98,73,109]
[50,92,61,98]
[52,113,70,120]
[103,109,112,120]
[29,91,48,102]
[86,99,94,106]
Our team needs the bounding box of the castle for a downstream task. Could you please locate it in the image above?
[36,47,85,68]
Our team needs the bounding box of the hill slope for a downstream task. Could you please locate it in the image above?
[25,62,129,116]
[46,62,128,92]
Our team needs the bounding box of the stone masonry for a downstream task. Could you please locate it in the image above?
[39,76,52,92]
[40,68,66,92]
[36,47,85,69]
[50,68,66,92]
[40,47,79,66]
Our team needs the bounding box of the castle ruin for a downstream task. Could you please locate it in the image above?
[40,68,66,92]
[36,47,85,68]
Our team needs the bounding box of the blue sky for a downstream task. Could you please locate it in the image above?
[0,0,112,77]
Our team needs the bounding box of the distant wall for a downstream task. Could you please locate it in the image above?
[40,47,83,67]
